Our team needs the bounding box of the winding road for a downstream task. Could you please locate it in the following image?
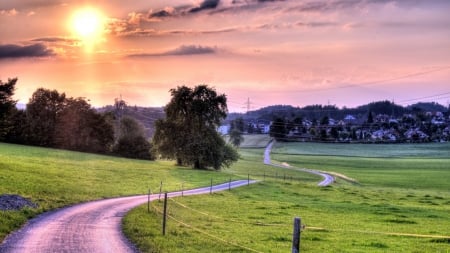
[0,180,256,253]
[1,140,333,252]
[264,140,335,186]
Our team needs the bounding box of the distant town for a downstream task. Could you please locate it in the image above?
[99,100,450,143]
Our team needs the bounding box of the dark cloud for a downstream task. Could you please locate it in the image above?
[189,0,220,13]
[128,45,217,57]
[0,43,54,59]
[149,10,172,18]
[31,37,79,44]
[148,0,285,19]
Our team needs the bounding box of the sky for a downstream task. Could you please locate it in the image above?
[1,0,449,112]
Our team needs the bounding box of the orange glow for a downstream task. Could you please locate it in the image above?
[70,7,106,47]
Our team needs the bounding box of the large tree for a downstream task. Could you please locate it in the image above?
[229,117,244,147]
[0,78,17,140]
[269,117,287,141]
[25,88,66,146]
[54,97,114,153]
[153,85,238,170]
[113,116,153,160]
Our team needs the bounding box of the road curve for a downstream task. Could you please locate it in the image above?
[0,180,256,253]
[264,140,335,186]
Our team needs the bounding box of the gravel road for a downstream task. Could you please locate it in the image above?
[264,140,335,186]
[0,180,256,253]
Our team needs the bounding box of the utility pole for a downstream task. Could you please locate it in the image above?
[243,97,252,113]
[114,94,126,141]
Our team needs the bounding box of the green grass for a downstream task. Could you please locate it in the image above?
[0,142,236,241]
[124,142,450,252]
[1,140,449,252]
[239,134,272,148]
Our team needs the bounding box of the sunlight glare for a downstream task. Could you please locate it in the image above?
[71,7,105,47]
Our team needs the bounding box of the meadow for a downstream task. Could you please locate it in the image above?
[0,143,235,241]
[1,140,449,252]
[124,141,450,252]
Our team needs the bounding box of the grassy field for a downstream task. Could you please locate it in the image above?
[1,140,449,252]
[0,142,237,241]
[124,142,450,253]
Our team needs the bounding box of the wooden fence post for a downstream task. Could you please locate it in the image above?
[210,178,213,194]
[229,178,231,191]
[147,189,151,213]
[292,217,301,253]
[162,192,168,235]
[248,174,250,185]
[158,181,163,202]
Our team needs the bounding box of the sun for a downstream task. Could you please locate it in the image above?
[71,7,105,45]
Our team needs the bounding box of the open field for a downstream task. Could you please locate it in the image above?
[124,142,450,252]
[1,140,449,252]
[0,142,237,241]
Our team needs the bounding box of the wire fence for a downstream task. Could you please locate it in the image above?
[144,179,450,252]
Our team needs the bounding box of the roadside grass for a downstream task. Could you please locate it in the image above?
[239,134,272,148]
[270,142,450,191]
[271,141,450,159]
[1,139,449,252]
[0,142,236,241]
[124,182,450,252]
[124,142,450,252]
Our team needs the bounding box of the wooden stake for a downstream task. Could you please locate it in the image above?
[162,192,168,235]
[292,217,301,253]
[147,189,151,213]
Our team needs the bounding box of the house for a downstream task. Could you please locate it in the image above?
[404,128,429,141]
[344,115,356,124]
[217,125,230,135]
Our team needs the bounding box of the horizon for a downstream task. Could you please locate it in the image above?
[15,99,450,114]
[1,0,450,113]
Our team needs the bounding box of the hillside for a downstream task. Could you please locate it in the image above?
[97,105,165,138]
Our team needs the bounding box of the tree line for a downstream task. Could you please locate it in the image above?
[1,79,238,170]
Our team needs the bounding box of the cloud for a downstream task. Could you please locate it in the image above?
[0,43,54,59]
[31,37,78,43]
[0,8,18,16]
[189,0,220,13]
[128,45,217,57]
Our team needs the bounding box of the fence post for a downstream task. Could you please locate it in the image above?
[292,217,301,253]
[210,178,213,194]
[162,192,168,235]
[229,178,231,191]
[158,181,163,202]
[147,189,151,213]
[248,174,250,185]
[181,182,184,197]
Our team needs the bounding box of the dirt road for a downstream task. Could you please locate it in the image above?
[264,140,335,186]
[0,180,256,253]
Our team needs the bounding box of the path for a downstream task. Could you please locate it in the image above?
[0,180,256,253]
[264,140,335,186]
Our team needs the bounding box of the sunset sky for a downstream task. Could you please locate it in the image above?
[1,0,449,112]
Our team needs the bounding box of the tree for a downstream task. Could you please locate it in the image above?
[320,116,330,126]
[55,97,114,153]
[367,110,374,124]
[153,85,238,170]
[229,129,244,147]
[269,117,286,141]
[231,117,245,132]
[0,78,17,140]
[113,116,153,160]
[25,88,66,146]
[229,118,244,147]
